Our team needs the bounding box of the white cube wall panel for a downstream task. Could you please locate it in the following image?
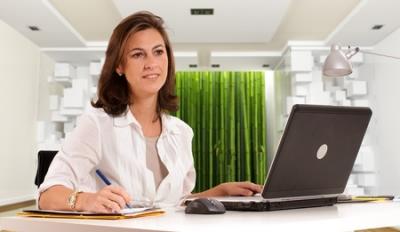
[334,90,347,102]
[323,78,335,91]
[63,88,84,108]
[319,55,327,64]
[64,121,76,134]
[54,63,76,78]
[338,99,352,106]
[42,60,105,151]
[357,173,376,187]
[59,108,84,116]
[305,81,332,105]
[51,111,68,122]
[348,67,359,79]
[294,84,309,96]
[344,185,365,195]
[49,76,72,87]
[72,79,89,91]
[354,151,363,166]
[305,92,332,105]
[90,62,102,76]
[347,174,356,185]
[286,96,305,115]
[76,66,90,79]
[308,81,324,95]
[347,80,367,96]
[290,51,313,72]
[358,146,375,172]
[91,86,97,94]
[352,99,370,107]
[294,73,312,82]
[49,95,60,110]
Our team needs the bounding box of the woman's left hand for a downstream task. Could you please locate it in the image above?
[194,181,263,198]
[214,181,263,196]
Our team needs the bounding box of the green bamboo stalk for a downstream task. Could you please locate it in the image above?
[228,72,235,182]
[219,72,225,184]
[236,71,243,181]
[209,73,213,189]
[261,73,267,182]
[174,71,267,191]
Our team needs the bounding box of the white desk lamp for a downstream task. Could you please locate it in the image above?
[322,44,400,77]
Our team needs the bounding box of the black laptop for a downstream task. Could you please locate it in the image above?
[187,104,372,211]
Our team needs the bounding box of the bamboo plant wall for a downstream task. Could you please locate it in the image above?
[174,71,267,192]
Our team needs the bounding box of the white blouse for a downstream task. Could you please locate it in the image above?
[38,106,196,207]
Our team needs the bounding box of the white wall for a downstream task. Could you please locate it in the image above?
[368,27,400,195]
[0,20,40,205]
[264,70,276,168]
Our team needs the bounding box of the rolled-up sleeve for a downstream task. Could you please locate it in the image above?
[38,113,102,194]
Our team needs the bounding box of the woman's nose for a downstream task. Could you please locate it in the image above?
[144,55,157,70]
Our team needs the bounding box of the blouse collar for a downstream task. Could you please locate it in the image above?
[113,107,181,135]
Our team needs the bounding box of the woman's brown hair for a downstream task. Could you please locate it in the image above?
[91,11,178,117]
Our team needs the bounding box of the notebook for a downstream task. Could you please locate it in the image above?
[18,207,164,220]
[188,104,372,211]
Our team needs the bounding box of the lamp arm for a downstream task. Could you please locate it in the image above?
[358,49,400,60]
[345,46,360,59]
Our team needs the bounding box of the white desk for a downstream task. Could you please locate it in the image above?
[2,202,400,232]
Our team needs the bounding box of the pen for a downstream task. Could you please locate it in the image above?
[95,169,131,208]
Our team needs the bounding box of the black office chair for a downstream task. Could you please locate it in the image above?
[34,150,58,187]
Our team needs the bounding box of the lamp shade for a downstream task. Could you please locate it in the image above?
[322,45,353,77]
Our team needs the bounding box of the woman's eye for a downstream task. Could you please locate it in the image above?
[155,49,164,56]
[131,53,144,59]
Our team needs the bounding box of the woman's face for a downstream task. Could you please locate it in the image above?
[118,28,168,100]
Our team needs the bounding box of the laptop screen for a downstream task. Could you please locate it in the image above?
[262,104,372,199]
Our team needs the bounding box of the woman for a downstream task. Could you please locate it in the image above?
[39,11,262,213]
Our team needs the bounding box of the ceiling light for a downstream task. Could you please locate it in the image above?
[371,24,384,30]
[28,26,40,31]
[190,8,214,15]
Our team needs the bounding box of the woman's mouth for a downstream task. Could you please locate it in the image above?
[142,73,159,79]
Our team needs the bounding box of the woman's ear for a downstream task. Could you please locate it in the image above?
[116,66,123,76]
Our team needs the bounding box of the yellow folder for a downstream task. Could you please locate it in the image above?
[17,208,165,220]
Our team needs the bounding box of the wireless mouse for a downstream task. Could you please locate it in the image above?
[185,198,226,214]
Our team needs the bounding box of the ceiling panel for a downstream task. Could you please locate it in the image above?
[327,0,400,46]
[49,0,121,41]
[112,0,291,43]
[0,0,85,47]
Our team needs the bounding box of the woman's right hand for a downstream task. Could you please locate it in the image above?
[77,185,132,213]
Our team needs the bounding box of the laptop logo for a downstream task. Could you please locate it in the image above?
[316,144,328,159]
